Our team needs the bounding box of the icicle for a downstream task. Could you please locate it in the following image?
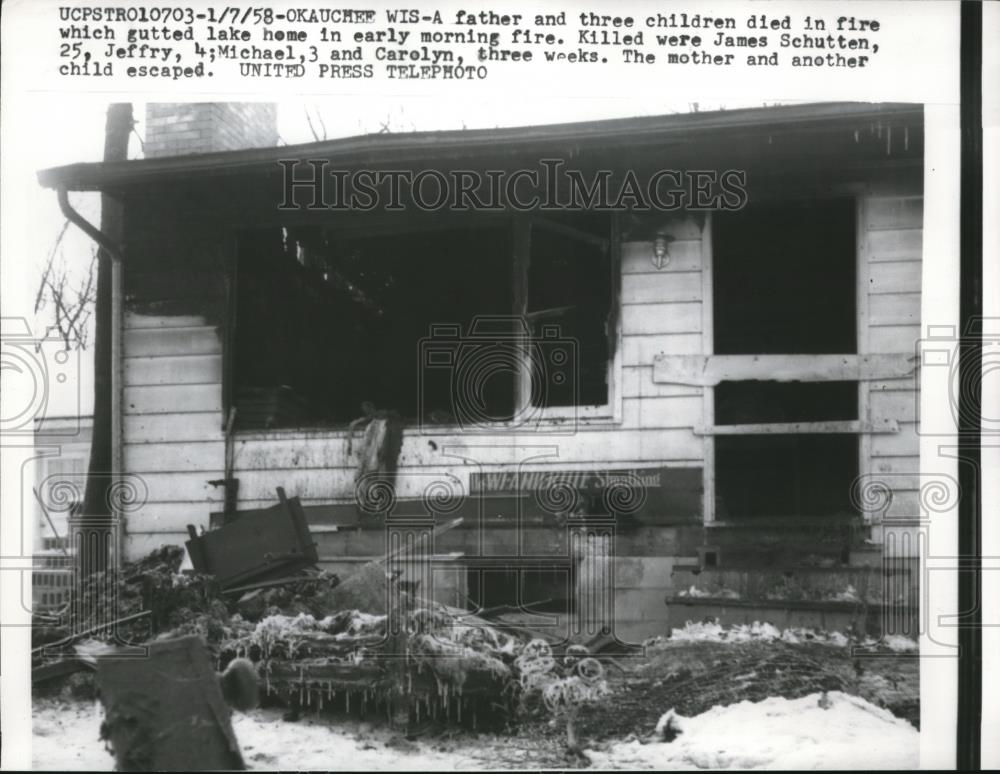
[457,698,462,723]
[854,129,859,144]
[416,701,420,723]
[886,126,892,155]
[904,126,909,151]
[346,691,351,713]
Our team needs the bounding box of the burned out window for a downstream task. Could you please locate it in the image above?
[526,216,613,409]
[232,214,615,430]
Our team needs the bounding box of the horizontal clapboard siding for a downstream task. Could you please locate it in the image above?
[124,413,223,444]
[617,222,706,438]
[124,354,223,386]
[122,311,225,550]
[862,192,922,528]
[124,384,222,415]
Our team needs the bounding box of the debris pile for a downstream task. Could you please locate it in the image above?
[219,606,523,730]
[515,639,609,758]
[32,546,221,661]
[35,546,570,736]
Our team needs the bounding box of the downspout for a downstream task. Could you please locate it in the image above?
[57,187,124,562]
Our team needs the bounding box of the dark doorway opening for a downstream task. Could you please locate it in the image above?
[713,198,856,355]
[711,198,860,521]
[714,433,859,519]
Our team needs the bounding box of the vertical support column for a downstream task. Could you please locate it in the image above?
[856,193,876,539]
[111,257,124,561]
[570,514,616,640]
[385,514,434,635]
[67,511,120,646]
[700,213,716,525]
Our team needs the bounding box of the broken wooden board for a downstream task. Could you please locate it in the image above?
[652,353,917,386]
[97,635,245,771]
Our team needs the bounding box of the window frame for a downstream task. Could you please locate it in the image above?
[228,211,624,434]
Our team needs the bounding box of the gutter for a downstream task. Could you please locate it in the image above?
[57,187,124,561]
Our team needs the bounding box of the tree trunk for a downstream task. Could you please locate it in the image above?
[78,103,132,579]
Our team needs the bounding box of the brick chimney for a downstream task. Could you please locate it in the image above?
[143,103,278,157]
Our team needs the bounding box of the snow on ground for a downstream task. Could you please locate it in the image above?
[32,701,473,771]
[34,691,919,771]
[647,619,919,651]
[585,691,919,770]
[880,633,919,652]
[32,700,114,771]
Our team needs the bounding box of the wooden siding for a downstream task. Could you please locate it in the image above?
[123,310,226,554]
[860,190,923,529]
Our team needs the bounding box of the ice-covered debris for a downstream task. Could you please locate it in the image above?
[832,584,860,602]
[646,620,856,648]
[871,634,918,652]
[586,691,919,770]
[677,585,740,599]
[666,620,783,643]
[345,611,385,635]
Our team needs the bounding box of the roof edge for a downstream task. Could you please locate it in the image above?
[38,101,923,192]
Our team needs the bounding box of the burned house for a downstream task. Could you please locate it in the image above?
[38,102,923,642]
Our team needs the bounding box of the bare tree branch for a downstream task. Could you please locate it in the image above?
[315,109,327,141]
[304,107,327,142]
[35,220,70,313]
[35,241,97,350]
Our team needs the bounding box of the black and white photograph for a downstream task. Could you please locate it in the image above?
[0,0,994,770]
